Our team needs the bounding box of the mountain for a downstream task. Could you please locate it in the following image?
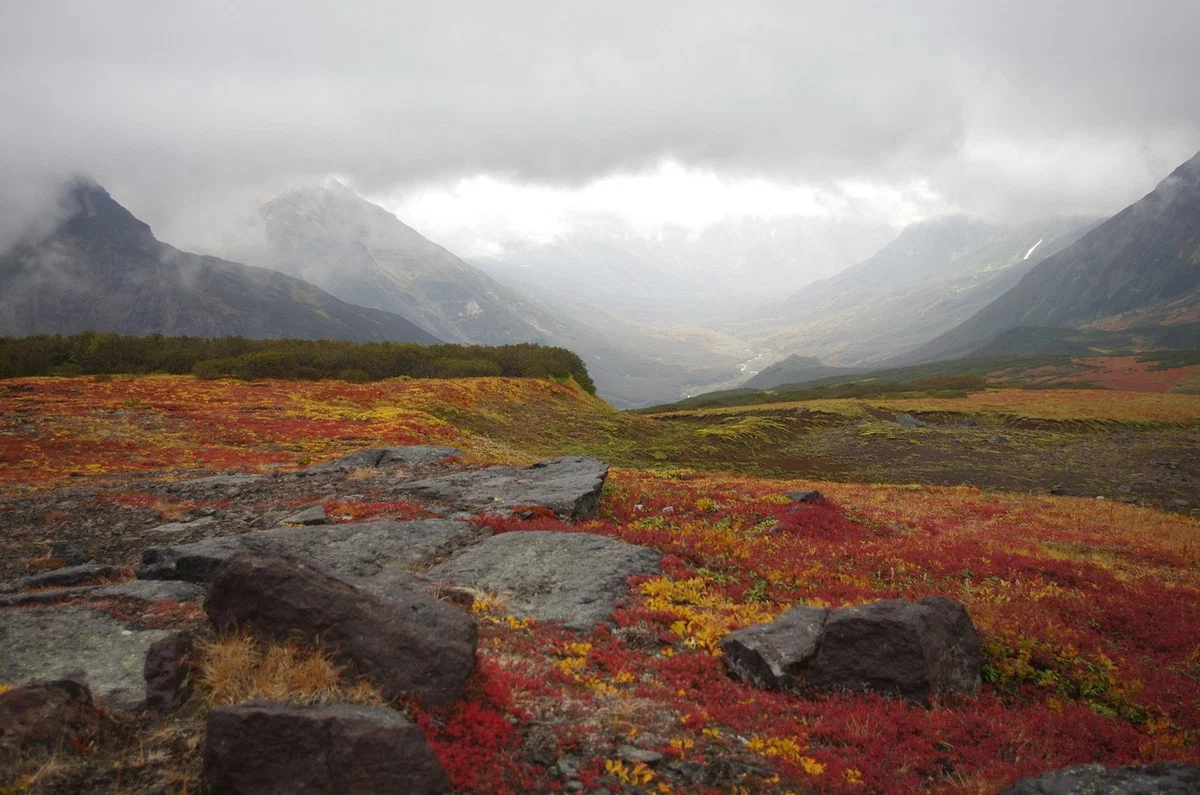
[905,151,1200,362]
[215,181,571,346]
[0,180,437,343]
[731,215,1098,367]
[741,355,864,391]
[474,215,895,325]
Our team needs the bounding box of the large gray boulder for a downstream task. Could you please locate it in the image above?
[299,446,462,475]
[0,607,172,709]
[720,604,829,691]
[720,595,982,703]
[428,531,661,631]
[139,519,479,585]
[204,701,448,794]
[204,553,476,706]
[999,763,1200,794]
[393,456,609,520]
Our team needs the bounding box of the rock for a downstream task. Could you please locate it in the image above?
[2,563,122,593]
[299,445,462,475]
[144,631,195,719]
[783,490,822,503]
[0,679,97,757]
[1049,484,1067,496]
[720,604,829,690]
[998,763,1200,794]
[139,519,479,585]
[0,607,172,709]
[393,456,609,520]
[145,516,216,536]
[204,553,476,705]
[806,595,982,703]
[278,505,328,526]
[555,755,581,778]
[204,701,449,794]
[171,474,264,491]
[50,542,89,566]
[428,531,662,631]
[671,760,707,786]
[895,413,927,428]
[1117,483,1133,494]
[958,417,979,428]
[617,745,664,765]
[0,578,206,608]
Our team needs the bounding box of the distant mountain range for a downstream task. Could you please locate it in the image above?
[0,181,437,343]
[904,150,1200,363]
[731,214,1098,370]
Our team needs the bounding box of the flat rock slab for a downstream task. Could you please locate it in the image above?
[139,519,480,585]
[0,578,206,608]
[428,531,662,631]
[277,505,328,526]
[168,474,265,491]
[999,763,1200,794]
[299,446,462,475]
[393,456,609,520]
[204,701,449,794]
[0,607,171,709]
[2,563,122,593]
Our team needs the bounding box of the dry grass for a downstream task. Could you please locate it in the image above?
[195,632,386,707]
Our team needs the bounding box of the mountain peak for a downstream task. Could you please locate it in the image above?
[57,178,154,248]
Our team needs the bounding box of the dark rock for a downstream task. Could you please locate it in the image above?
[299,445,462,475]
[204,701,449,794]
[393,456,609,520]
[999,762,1200,794]
[783,490,822,503]
[204,553,476,705]
[139,519,478,585]
[1117,483,1133,494]
[720,604,829,690]
[2,563,121,593]
[617,745,664,765]
[1049,484,1067,496]
[278,505,328,526]
[50,542,89,566]
[958,417,979,427]
[144,631,195,719]
[806,595,982,703]
[0,607,173,709]
[428,531,661,631]
[0,679,97,757]
[670,761,707,785]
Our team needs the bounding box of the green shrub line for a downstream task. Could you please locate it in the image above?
[0,332,596,393]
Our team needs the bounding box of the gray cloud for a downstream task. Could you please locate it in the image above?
[1,0,1197,233]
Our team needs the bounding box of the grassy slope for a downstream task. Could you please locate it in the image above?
[2,375,1199,793]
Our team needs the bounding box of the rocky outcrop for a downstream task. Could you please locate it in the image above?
[393,456,609,520]
[999,763,1200,794]
[720,595,982,703]
[203,701,449,794]
[1,563,122,593]
[0,607,173,709]
[0,679,98,758]
[139,519,479,585]
[143,631,195,719]
[204,553,476,705]
[299,446,462,475]
[720,604,829,691]
[278,505,328,526]
[428,531,662,631]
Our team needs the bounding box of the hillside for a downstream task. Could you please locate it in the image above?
[219,182,572,346]
[0,181,437,344]
[907,150,1200,362]
[732,216,1097,366]
[1,374,1198,793]
[742,355,862,390]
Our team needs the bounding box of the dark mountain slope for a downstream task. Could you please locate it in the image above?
[734,215,1096,366]
[0,181,437,343]
[906,151,1200,362]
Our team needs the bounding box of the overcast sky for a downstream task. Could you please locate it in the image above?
[2,0,1198,252]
